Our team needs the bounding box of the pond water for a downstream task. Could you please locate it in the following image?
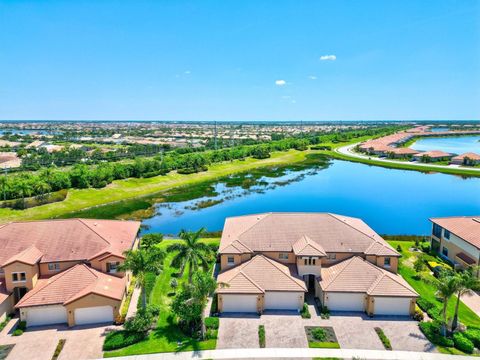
[0,128,58,135]
[141,160,480,236]
[411,135,480,154]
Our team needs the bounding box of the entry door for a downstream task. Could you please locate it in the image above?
[14,287,28,303]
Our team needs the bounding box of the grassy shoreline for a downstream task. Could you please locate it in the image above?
[0,149,318,222]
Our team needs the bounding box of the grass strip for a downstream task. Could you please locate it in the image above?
[258,325,266,348]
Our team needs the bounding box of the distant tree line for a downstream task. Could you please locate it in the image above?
[0,126,404,202]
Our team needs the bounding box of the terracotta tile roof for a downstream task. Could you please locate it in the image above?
[414,150,452,158]
[2,245,43,267]
[217,255,307,294]
[430,216,480,249]
[220,240,253,254]
[15,264,125,308]
[320,257,418,297]
[452,152,480,161]
[0,219,140,265]
[220,213,398,257]
[292,235,326,257]
[388,148,419,155]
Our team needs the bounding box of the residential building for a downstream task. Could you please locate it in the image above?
[451,153,480,166]
[430,216,480,273]
[0,218,140,327]
[412,150,453,162]
[217,213,418,316]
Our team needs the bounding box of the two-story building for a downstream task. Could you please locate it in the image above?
[430,216,480,274]
[217,213,418,316]
[0,218,140,327]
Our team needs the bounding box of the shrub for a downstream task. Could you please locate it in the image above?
[320,306,330,319]
[464,328,480,348]
[146,304,161,317]
[170,278,178,289]
[374,327,392,350]
[416,297,440,321]
[301,303,311,319]
[258,325,266,348]
[453,332,474,354]
[312,327,327,341]
[420,242,430,253]
[103,330,146,351]
[12,329,23,336]
[413,307,424,322]
[209,294,218,315]
[396,244,402,252]
[204,317,219,330]
[17,321,27,331]
[124,309,153,334]
[205,328,218,340]
[419,321,454,347]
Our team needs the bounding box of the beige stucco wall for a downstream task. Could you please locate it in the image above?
[3,262,39,292]
[38,261,81,277]
[0,294,14,323]
[296,257,321,277]
[65,294,123,326]
[433,230,480,269]
[375,256,399,273]
[90,255,125,277]
[320,253,354,266]
[220,254,252,270]
[261,252,295,264]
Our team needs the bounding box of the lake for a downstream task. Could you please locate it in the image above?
[411,135,480,154]
[141,159,480,236]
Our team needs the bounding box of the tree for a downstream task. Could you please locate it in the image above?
[451,267,480,331]
[33,181,51,201]
[167,228,213,283]
[14,180,32,208]
[118,248,165,309]
[431,271,459,336]
[140,233,163,250]
[0,175,8,201]
[413,254,427,273]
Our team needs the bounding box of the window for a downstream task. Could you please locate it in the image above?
[311,258,316,265]
[227,256,235,265]
[384,257,391,267]
[327,253,336,260]
[432,224,442,238]
[48,263,60,271]
[444,230,450,240]
[304,258,308,265]
[107,261,120,273]
[304,257,317,265]
[12,272,26,282]
[278,253,289,260]
[442,247,449,257]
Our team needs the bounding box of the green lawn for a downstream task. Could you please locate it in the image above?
[387,240,480,328]
[104,238,220,357]
[308,342,341,349]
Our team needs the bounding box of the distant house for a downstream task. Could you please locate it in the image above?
[0,152,21,169]
[413,150,453,162]
[217,213,418,316]
[451,152,480,166]
[0,218,140,326]
[429,217,480,274]
[25,140,45,149]
[387,148,419,159]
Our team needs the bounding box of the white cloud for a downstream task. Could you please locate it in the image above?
[184,70,191,74]
[320,55,336,61]
[308,75,317,80]
[275,79,286,86]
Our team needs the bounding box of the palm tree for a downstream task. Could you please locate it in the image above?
[451,267,480,331]
[432,271,459,336]
[0,175,8,201]
[15,180,32,209]
[34,181,51,201]
[168,228,213,283]
[118,247,165,309]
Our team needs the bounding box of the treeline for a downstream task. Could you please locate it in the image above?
[0,126,403,202]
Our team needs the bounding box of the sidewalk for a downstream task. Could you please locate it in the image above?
[461,291,480,315]
[126,285,142,319]
[95,347,478,360]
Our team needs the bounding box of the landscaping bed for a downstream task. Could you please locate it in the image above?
[305,326,340,349]
[103,238,219,357]
[0,345,14,360]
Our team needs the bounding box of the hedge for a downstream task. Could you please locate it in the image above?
[453,332,474,354]
[103,330,146,351]
[419,322,454,347]
[204,317,219,330]
[464,328,480,348]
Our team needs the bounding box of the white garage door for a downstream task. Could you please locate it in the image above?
[26,305,67,327]
[374,297,412,315]
[264,292,301,310]
[326,292,365,311]
[222,294,257,313]
[74,306,114,325]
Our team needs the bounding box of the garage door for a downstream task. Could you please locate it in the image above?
[374,297,412,315]
[26,305,67,327]
[326,292,365,311]
[264,292,301,310]
[74,306,114,325]
[221,294,258,313]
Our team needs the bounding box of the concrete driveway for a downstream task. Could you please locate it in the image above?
[218,311,434,352]
[0,318,118,360]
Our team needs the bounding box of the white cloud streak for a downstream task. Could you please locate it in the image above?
[320,55,336,61]
[275,79,286,86]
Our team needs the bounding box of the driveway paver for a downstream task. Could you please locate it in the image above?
[217,314,261,349]
[0,319,118,360]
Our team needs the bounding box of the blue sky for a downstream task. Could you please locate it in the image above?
[0,0,479,121]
